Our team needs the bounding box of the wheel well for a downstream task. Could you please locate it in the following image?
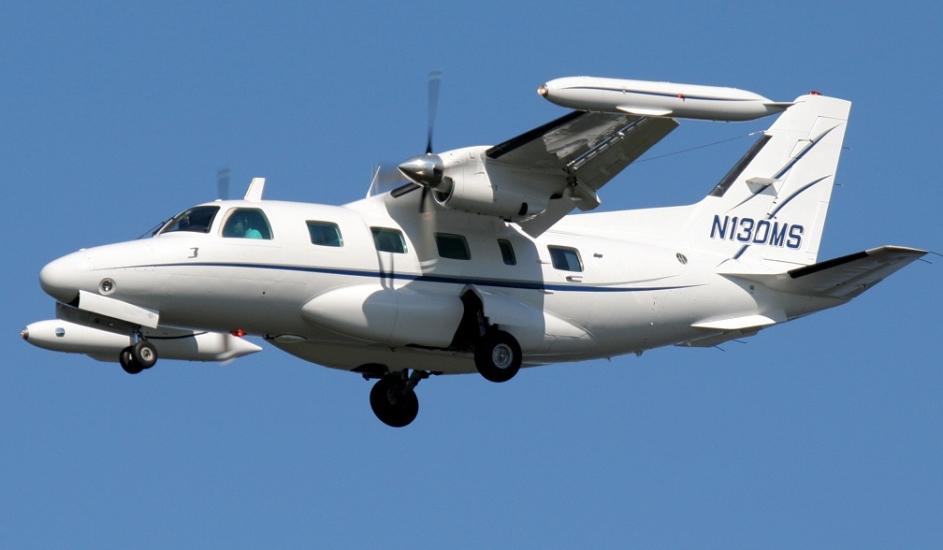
[450,289,488,350]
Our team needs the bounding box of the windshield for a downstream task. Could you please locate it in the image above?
[136,217,173,239]
[159,206,220,235]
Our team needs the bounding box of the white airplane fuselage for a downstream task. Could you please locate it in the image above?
[28,87,926,427]
[38,195,838,375]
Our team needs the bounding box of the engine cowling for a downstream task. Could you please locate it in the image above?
[433,146,559,221]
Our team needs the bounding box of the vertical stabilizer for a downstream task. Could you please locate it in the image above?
[687,94,851,267]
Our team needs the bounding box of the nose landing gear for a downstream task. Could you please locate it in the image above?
[118,338,158,375]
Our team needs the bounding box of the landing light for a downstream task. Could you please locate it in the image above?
[231,328,247,337]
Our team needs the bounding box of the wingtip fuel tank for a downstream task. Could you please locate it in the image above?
[538,76,791,121]
[22,319,262,363]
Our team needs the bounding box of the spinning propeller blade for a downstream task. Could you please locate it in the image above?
[396,71,446,214]
[426,70,442,155]
[217,168,231,200]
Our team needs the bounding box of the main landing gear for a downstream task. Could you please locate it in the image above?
[119,337,158,375]
[473,329,522,383]
[363,329,522,428]
[456,290,523,384]
[369,370,428,428]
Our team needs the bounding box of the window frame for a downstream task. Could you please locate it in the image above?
[158,205,221,235]
[371,227,408,254]
[221,207,274,240]
[435,233,471,261]
[548,245,583,272]
[497,239,517,266]
[306,220,344,247]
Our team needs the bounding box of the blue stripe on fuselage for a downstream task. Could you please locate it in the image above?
[119,261,694,293]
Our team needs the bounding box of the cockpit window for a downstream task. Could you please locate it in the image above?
[222,208,273,240]
[159,206,220,234]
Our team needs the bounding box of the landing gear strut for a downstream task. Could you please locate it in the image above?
[119,337,158,375]
[369,370,427,427]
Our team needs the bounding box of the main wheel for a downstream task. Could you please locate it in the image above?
[119,346,144,375]
[369,376,419,428]
[132,340,158,369]
[474,330,522,383]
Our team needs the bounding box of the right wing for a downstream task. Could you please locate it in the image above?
[485,111,677,236]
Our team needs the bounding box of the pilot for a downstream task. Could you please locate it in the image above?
[228,213,263,239]
[244,225,263,239]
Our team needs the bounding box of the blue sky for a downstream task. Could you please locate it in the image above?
[3,1,942,548]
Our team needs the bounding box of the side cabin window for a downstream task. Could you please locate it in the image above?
[222,208,273,240]
[548,245,583,272]
[160,206,220,234]
[435,233,471,260]
[497,239,516,265]
[371,227,407,254]
[307,221,343,247]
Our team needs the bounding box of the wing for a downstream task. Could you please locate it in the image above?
[485,111,678,236]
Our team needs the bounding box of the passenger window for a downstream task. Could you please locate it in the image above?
[497,239,517,265]
[548,246,583,272]
[160,206,220,234]
[435,233,471,260]
[222,208,273,240]
[307,221,343,247]
[371,227,407,254]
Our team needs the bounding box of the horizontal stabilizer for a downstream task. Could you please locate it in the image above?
[729,245,926,299]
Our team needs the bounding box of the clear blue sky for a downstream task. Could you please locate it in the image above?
[3,2,942,548]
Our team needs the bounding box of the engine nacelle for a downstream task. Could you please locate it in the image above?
[433,146,558,220]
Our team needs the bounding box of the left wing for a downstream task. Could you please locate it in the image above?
[485,111,677,236]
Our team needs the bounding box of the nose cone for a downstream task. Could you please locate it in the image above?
[39,252,88,303]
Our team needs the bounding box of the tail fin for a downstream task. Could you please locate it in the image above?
[687,94,852,267]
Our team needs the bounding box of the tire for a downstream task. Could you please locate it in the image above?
[474,330,522,383]
[132,340,158,369]
[119,346,143,375]
[369,376,419,428]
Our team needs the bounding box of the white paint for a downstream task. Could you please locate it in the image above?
[23,89,923,384]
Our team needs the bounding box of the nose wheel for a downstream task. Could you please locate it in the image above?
[118,339,158,375]
[368,370,426,427]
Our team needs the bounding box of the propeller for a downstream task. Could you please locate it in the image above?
[397,70,447,215]
[217,167,231,200]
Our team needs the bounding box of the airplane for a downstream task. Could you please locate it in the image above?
[23,74,926,428]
